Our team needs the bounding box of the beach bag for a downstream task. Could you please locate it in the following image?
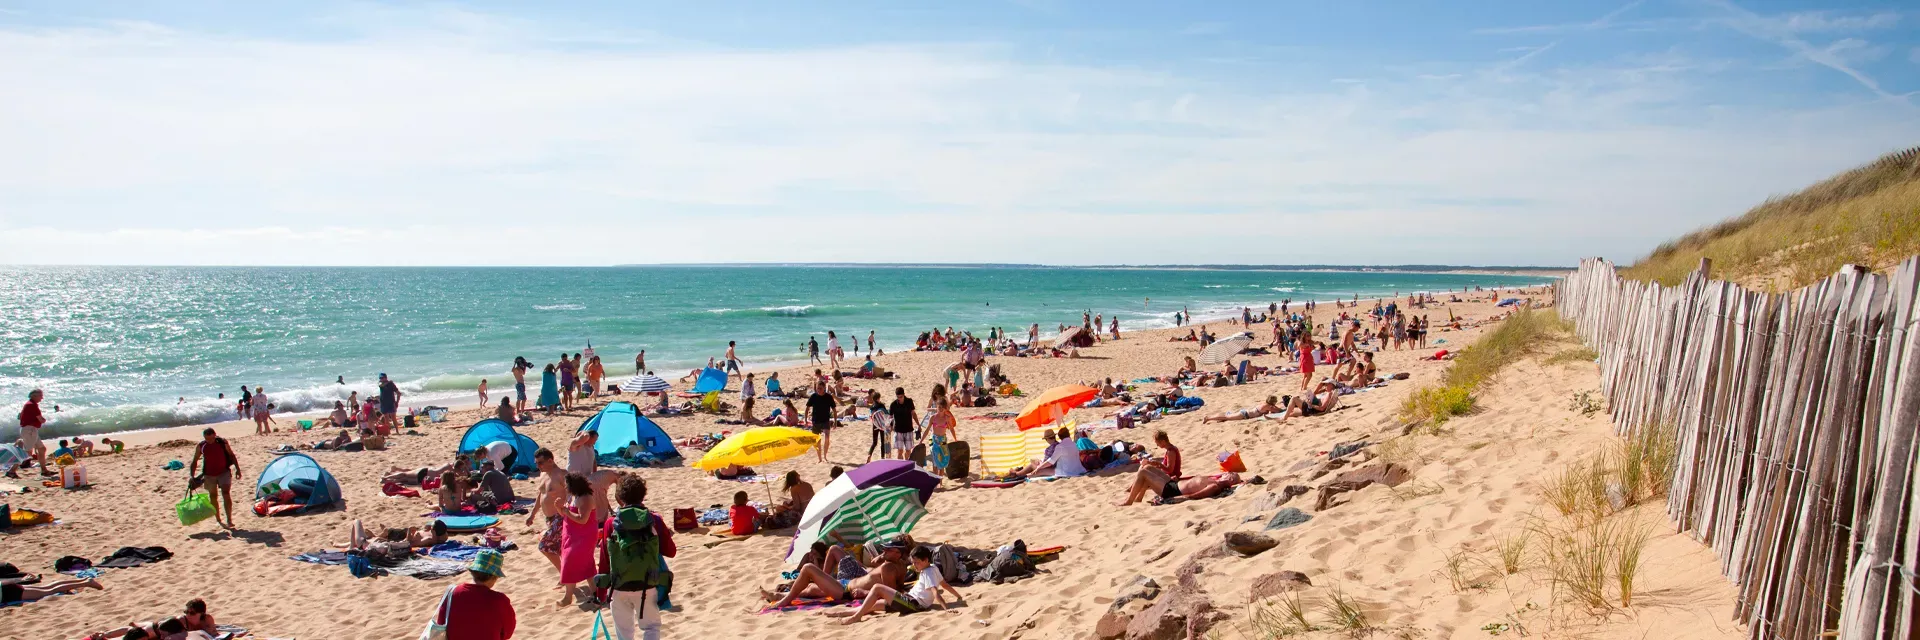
[176,490,216,526]
[595,507,666,590]
[672,508,697,532]
[418,585,455,640]
[944,440,971,480]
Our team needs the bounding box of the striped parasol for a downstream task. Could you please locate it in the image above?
[620,374,671,393]
[818,485,928,547]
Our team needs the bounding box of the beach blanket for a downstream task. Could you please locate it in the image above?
[436,515,498,533]
[290,550,351,566]
[382,556,468,580]
[423,541,491,563]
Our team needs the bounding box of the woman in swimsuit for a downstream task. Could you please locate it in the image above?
[925,396,956,472]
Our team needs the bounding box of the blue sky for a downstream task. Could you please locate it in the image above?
[1,0,1916,266]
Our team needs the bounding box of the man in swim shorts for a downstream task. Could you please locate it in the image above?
[522,448,567,572]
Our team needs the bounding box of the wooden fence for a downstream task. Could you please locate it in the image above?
[1556,257,1919,640]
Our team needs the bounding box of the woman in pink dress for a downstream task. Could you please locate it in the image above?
[553,473,600,608]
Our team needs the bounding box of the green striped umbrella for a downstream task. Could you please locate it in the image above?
[821,485,928,546]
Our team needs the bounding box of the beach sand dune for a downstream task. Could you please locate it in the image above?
[0,294,1740,639]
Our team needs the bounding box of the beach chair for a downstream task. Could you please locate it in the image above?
[980,433,1029,477]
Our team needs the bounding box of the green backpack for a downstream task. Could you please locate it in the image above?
[595,507,667,591]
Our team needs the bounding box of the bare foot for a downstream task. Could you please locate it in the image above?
[80,578,104,590]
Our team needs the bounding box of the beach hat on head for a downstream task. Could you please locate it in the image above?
[469,549,506,577]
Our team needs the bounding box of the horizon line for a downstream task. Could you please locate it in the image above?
[1,262,1578,271]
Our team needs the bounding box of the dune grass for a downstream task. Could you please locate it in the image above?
[1623,145,1920,291]
[1399,308,1566,427]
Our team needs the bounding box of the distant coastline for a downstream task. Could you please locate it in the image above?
[616,263,1573,276]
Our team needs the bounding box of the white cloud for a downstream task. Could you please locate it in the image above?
[2,10,1917,267]
[1781,11,1900,32]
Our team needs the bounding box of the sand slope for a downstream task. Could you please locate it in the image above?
[0,294,1742,639]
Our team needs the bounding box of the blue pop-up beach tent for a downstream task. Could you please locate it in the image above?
[255,453,342,512]
[458,419,540,475]
[690,367,728,394]
[581,401,680,459]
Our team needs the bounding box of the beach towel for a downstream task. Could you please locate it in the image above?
[423,541,492,563]
[290,550,351,565]
[380,482,420,498]
[382,556,469,580]
[759,596,855,614]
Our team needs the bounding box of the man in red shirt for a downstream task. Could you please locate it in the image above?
[188,427,242,529]
[1115,431,1183,506]
[437,549,515,640]
[16,389,50,478]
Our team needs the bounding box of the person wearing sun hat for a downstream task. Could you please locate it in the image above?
[433,549,516,639]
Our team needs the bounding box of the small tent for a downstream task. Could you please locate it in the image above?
[255,453,342,513]
[458,419,540,475]
[690,367,728,394]
[581,401,680,460]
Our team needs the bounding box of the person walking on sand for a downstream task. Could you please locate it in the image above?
[808,337,821,365]
[377,373,402,433]
[598,475,677,640]
[189,427,241,529]
[724,341,741,376]
[826,331,843,370]
[807,385,836,462]
[512,358,530,414]
[524,449,567,574]
[478,379,489,409]
[867,330,875,354]
[16,389,50,478]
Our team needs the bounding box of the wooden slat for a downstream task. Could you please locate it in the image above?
[1556,257,1920,640]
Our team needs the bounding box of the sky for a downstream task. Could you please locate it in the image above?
[1,1,1917,267]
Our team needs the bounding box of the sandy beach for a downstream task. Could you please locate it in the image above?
[0,290,1744,640]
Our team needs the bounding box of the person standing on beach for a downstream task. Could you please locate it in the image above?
[558,354,577,412]
[1028,323,1039,350]
[826,331,843,370]
[807,337,821,365]
[237,386,251,420]
[725,341,741,377]
[512,358,530,414]
[807,385,836,462]
[189,427,241,529]
[635,350,646,376]
[250,387,271,435]
[867,331,875,354]
[478,379,490,409]
[16,389,50,477]
[587,356,605,399]
[378,373,402,433]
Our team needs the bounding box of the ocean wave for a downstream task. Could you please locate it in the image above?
[762,305,813,316]
[532,304,587,311]
[0,376,491,439]
[1202,285,1227,288]
[1270,287,1297,292]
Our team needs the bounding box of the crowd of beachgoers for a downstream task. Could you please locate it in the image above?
[2,288,1572,640]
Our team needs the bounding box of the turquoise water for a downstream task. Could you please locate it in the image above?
[0,266,1551,437]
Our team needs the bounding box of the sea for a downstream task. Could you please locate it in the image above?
[0,265,1554,438]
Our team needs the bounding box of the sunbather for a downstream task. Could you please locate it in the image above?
[1276,381,1341,422]
[1202,396,1284,423]
[827,545,963,624]
[763,471,813,529]
[381,463,450,486]
[1115,431,1182,506]
[761,539,911,611]
[4,576,102,607]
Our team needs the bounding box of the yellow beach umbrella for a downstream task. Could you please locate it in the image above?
[1015,384,1099,431]
[693,427,820,471]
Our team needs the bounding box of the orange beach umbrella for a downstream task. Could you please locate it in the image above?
[1015,384,1099,431]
